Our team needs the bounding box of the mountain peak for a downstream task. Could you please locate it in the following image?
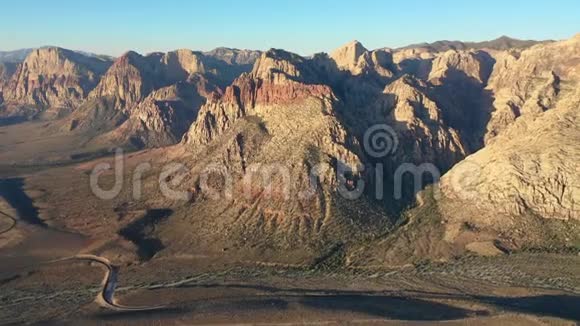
[3,46,112,111]
[330,40,368,71]
[495,35,516,41]
[348,39,364,47]
[334,40,368,54]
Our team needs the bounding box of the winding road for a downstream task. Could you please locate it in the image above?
[1,207,163,312]
[66,254,166,311]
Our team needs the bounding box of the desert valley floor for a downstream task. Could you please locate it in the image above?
[0,120,579,325]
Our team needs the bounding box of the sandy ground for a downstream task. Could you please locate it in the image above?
[1,256,579,325]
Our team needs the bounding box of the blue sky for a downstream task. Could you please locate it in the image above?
[1,0,578,56]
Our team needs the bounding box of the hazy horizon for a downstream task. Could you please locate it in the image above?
[1,0,579,56]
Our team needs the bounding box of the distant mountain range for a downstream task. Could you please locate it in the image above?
[399,35,550,51]
[0,48,33,64]
[0,36,549,64]
[0,47,114,64]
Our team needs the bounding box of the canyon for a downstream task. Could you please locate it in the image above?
[0,34,579,324]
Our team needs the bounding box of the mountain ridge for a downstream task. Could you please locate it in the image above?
[1,34,579,263]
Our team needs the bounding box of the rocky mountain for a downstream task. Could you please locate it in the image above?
[330,40,395,78]
[344,34,579,265]
[3,35,579,263]
[204,47,262,65]
[174,35,580,261]
[1,47,113,119]
[92,76,216,148]
[437,35,580,254]
[168,44,499,253]
[175,48,393,252]
[58,48,260,148]
[484,34,580,143]
[0,48,33,64]
[401,35,549,52]
[0,47,113,64]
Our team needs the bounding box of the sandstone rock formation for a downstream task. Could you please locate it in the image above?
[59,48,258,148]
[2,47,112,117]
[330,40,395,77]
[3,35,579,259]
[379,75,467,169]
[484,35,580,143]
[94,76,216,148]
[437,35,580,252]
[204,47,262,65]
[330,40,369,74]
[179,49,390,249]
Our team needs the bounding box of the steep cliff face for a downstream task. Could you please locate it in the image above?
[379,75,467,169]
[439,86,580,251]
[185,49,336,145]
[330,40,395,78]
[435,36,580,253]
[87,48,251,112]
[424,50,496,150]
[327,42,474,173]
[2,47,111,116]
[484,35,580,143]
[58,48,256,147]
[93,75,216,148]
[330,40,369,74]
[428,50,494,84]
[179,49,389,249]
[88,51,162,110]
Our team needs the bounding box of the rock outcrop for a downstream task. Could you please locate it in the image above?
[437,36,580,252]
[185,49,336,145]
[59,48,257,147]
[2,47,112,116]
[330,40,369,73]
[179,49,389,249]
[379,75,467,169]
[330,40,395,77]
[484,35,580,143]
[204,47,262,65]
[93,76,216,148]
